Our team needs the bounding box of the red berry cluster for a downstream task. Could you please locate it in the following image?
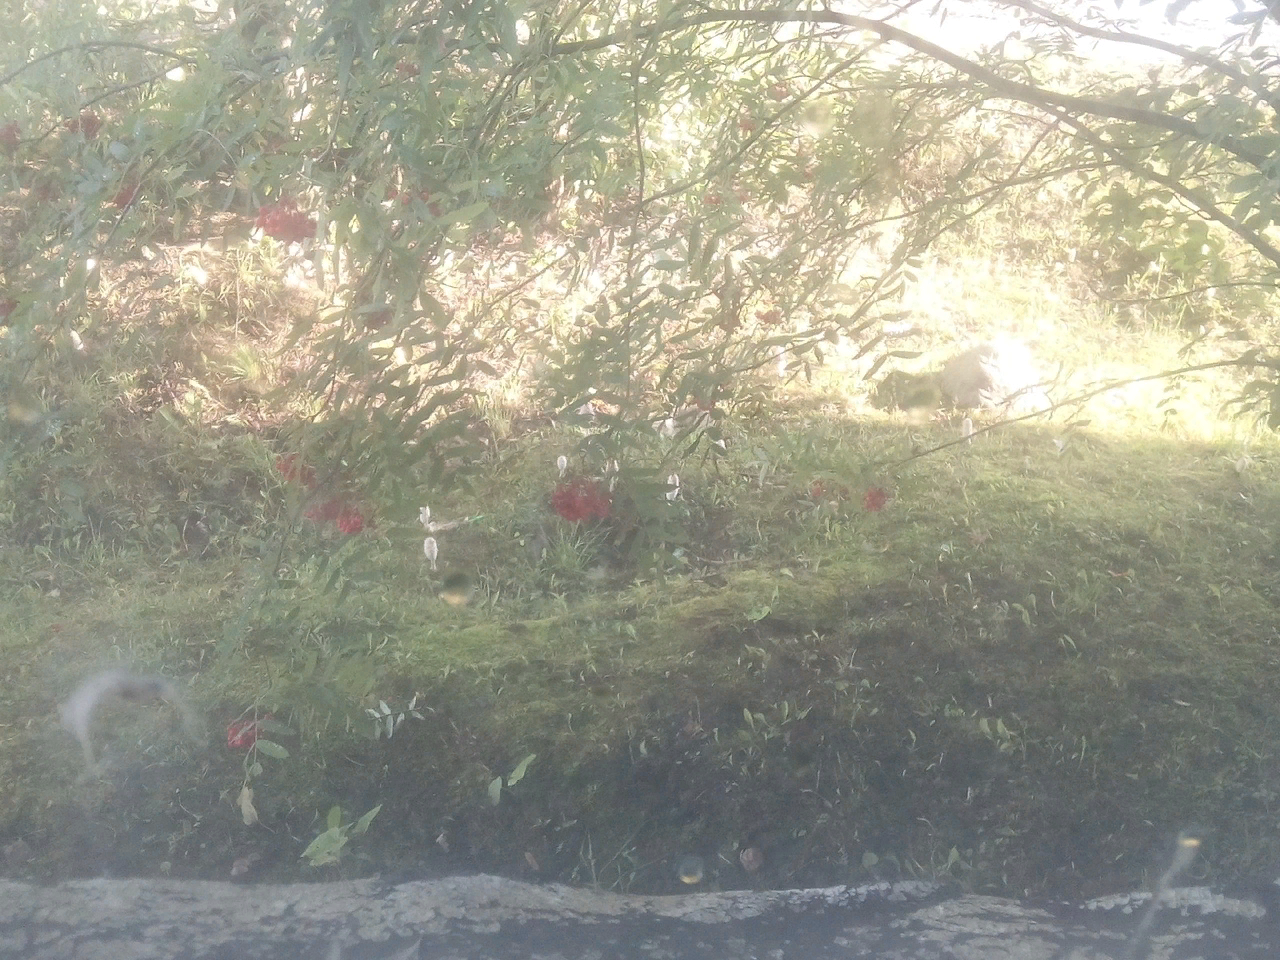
[755,308,783,327]
[0,122,19,153]
[551,477,612,523]
[255,201,315,243]
[335,505,366,534]
[863,487,890,512]
[276,453,369,534]
[65,110,102,139]
[275,453,318,488]
[226,715,269,749]
[335,506,366,537]
[303,495,369,534]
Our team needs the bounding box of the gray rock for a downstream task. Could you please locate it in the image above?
[0,874,1275,959]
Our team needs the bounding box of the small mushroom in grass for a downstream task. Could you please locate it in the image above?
[424,536,438,571]
[556,455,568,478]
[739,846,764,873]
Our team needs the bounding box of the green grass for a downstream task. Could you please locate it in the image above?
[3,382,1278,898]
[3,199,1280,900]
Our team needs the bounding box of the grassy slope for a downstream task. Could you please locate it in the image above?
[3,347,1278,898]
[2,194,1279,900]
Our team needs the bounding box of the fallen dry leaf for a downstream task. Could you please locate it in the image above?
[238,785,258,826]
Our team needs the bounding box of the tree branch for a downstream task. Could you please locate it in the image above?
[1000,0,1280,116]
[1049,108,1280,270]
[547,9,1274,172]
[0,41,189,88]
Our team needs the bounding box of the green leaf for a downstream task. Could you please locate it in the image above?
[301,828,346,867]
[507,753,536,786]
[352,804,382,835]
[488,776,503,805]
[254,739,289,759]
[327,805,343,831]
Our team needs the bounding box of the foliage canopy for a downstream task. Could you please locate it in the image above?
[4,0,1280,456]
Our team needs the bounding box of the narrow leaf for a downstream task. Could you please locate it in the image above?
[507,753,537,786]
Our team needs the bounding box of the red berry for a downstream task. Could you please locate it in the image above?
[275,454,317,488]
[756,308,782,326]
[255,202,315,243]
[551,478,612,523]
[66,110,102,139]
[226,716,269,749]
[335,506,366,534]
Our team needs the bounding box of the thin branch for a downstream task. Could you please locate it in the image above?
[1097,278,1280,303]
[643,47,873,207]
[546,9,1275,173]
[1050,108,1280,269]
[882,355,1268,470]
[24,66,174,149]
[0,40,189,88]
[1001,0,1280,115]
